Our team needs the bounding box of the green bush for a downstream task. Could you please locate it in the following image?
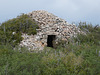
[0,44,100,75]
[74,22,100,45]
[0,14,39,46]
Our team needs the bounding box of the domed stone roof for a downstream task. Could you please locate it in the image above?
[28,10,67,27]
[20,10,81,51]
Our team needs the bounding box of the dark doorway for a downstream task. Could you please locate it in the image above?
[47,35,56,47]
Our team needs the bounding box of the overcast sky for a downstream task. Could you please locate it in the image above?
[0,0,100,25]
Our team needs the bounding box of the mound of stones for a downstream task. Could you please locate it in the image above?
[20,10,82,51]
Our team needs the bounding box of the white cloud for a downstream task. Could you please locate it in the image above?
[51,0,79,12]
[51,0,100,14]
[0,0,100,24]
[47,0,100,24]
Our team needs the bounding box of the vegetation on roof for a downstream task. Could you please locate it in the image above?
[0,14,39,46]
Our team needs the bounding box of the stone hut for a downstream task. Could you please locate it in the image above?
[20,10,81,50]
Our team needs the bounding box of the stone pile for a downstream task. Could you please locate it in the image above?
[20,33,44,51]
[19,10,82,50]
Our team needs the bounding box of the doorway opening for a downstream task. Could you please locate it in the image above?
[47,35,56,47]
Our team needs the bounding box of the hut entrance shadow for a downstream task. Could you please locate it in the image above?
[47,35,56,48]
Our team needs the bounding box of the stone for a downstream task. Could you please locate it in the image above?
[12,32,16,35]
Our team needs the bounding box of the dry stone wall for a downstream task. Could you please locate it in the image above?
[19,10,81,50]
